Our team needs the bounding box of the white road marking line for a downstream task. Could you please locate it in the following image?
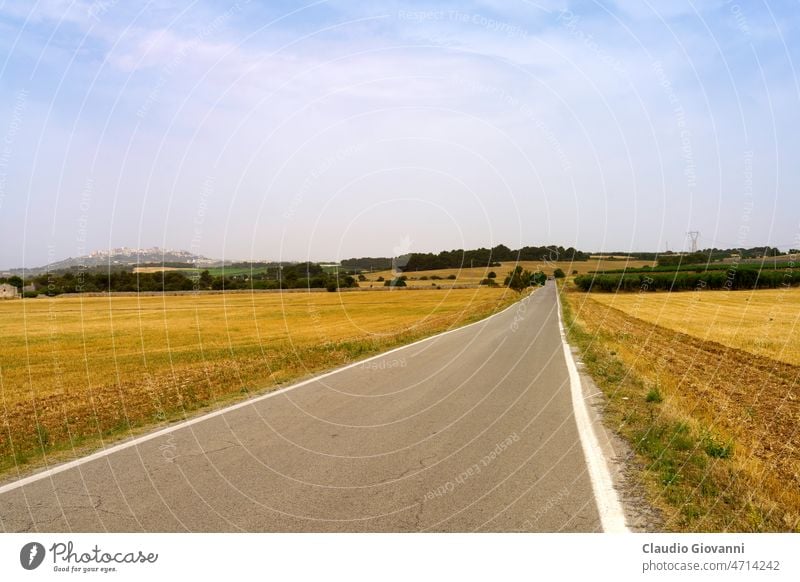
[555,287,629,533]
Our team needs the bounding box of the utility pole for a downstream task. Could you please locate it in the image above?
[687,231,700,254]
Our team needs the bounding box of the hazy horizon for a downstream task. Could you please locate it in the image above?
[3,239,797,272]
[1,1,798,270]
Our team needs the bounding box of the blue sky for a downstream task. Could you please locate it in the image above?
[0,0,798,268]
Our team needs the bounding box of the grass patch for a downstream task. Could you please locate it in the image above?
[702,434,734,459]
[645,387,663,403]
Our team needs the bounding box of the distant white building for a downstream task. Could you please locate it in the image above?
[0,283,19,299]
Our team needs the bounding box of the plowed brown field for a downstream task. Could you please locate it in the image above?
[564,289,799,531]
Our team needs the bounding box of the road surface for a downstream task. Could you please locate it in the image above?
[0,282,614,532]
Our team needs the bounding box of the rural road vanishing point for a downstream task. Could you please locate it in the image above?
[0,282,628,532]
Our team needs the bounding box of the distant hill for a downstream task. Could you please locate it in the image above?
[6,247,216,276]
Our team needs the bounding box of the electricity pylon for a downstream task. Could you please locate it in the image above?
[687,231,700,253]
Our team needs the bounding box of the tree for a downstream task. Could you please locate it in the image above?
[487,271,497,279]
[553,268,566,279]
[7,275,23,289]
[530,271,547,286]
[199,270,213,289]
[326,282,338,292]
[505,266,532,293]
[357,274,367,282]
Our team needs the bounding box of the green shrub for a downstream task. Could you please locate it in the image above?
[703,434,733,459]
[645,388,663,403]
[384,278,407,287]
[530,271,547,286]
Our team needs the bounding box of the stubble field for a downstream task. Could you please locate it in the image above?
[586,288,800,366]
[0,287,515,478]
[366,257,652,287]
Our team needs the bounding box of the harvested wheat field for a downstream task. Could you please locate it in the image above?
[588,288,800,366]
[0,287,515,477]
[564,287,800,531]
[367,257,652,287]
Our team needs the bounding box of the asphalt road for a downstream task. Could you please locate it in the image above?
[0,282,606,532]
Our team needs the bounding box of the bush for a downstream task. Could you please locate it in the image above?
[487,271,497,279]
[384,278,407,287]
[357,274,367,281]
[446,274,456,280]
[326,282,338,292]
[22,291,39,298]
[530,271,547,286]
[506,266,532,292]
[376,276,384,282]
[553,268,566,278]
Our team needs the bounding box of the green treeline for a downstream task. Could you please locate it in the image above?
[596,263,795,275]
[0,263,359,296]
[575,268,800,292]
[394,244,588,272]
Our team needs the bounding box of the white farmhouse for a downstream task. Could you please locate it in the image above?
[0,283,19,299]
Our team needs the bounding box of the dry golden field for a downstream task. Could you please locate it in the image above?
[0,287,515,476]
[586,288,800,366]
[564,287,800,531]
[366,257,652,287]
